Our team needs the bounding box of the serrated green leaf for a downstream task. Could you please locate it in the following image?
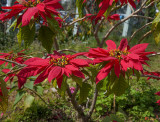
[36,86,44,95]
[47,17,61,33]
[79,83,91,104]
[0,78,8,97]
[17,28,22,46]
[112,74,129,96]
[24,81,34,90]
[134,69,140,82]
[152,22,160,44]
[153,12,160,24]
[14,90,25,106]
[6,19,17,32]
[97,77,108,91]
[71,75,82,87]
[105,72,129,96]
[110,114,123,122]
[24,95,34,109]
[81,69,90,77]
[21,25,35,48]
[38,26,55,53]
[57,77,67,99]
[76,0,84,17]
[102,116,111,122]
[0,78,8,112]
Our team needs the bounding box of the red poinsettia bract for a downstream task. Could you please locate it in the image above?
[84,14,120,24]
[0,50,25,67]
[84,0,140,17]
[0,0,63,27]
[88,39,153,84]
[17,52,88,88]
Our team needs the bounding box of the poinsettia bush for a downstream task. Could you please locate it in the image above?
[0,0,160,121]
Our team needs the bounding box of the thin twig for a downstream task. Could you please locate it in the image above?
[0,58,25,67]
[72,83,79,98]
[132,15,154,20]
[137,30,152,44]
[58,49,77,53]
[144,0,156,9]
[88,87,98,118]
[141,74,160,79]
[94,18,105,47]
[66,85,86,120]
[129,22,152,43]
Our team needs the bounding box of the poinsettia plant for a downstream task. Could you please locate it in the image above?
[0,0,160,121]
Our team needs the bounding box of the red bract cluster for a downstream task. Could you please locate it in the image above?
[87,39,154,83]
[0,50,25,67]
[84,0,140,17]
[0,0,63,27]
[85,14,120,24]
[17,51,88,88]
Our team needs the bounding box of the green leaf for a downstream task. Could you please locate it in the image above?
[134,69,140,82]
[24,81,34,90]
[97,76,109,91]
[36,86,44,95]
[47,17,61,33]
[24,95,34,109]
[152,22,160,44]
[57,77,67,99]
[110,114,123,122]
[6,19,17,32]
[38,26,55,53]
[105,73,129,96]
[79,83,91,104]
[0,78,8,112]
[0,78,8,97]
[112,74,129,96]
[76,0,84,17]
[71,75,82,87]
[14,90,25,106]
[153,12,160,24]
[21,25,35,48]
[17,28,22,46]
[102,116,111,122]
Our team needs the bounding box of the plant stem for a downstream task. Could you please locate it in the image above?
[66,85,88,122]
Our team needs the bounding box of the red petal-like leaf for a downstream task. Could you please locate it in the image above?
[70,59,88,67]
[34,66,52,84]
[22,7,39,26]
[57,75,63,88]
[118,38,128,51]
[48,66,62,82]
[72,71,85,79]
[96,62,113,83]
[114,60,120,77]
[106,40,117,50]
[129,43,148,53]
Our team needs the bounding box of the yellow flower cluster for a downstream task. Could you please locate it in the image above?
[50,56,69,67]
[109,49,130,59]
[24,0,41,7]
